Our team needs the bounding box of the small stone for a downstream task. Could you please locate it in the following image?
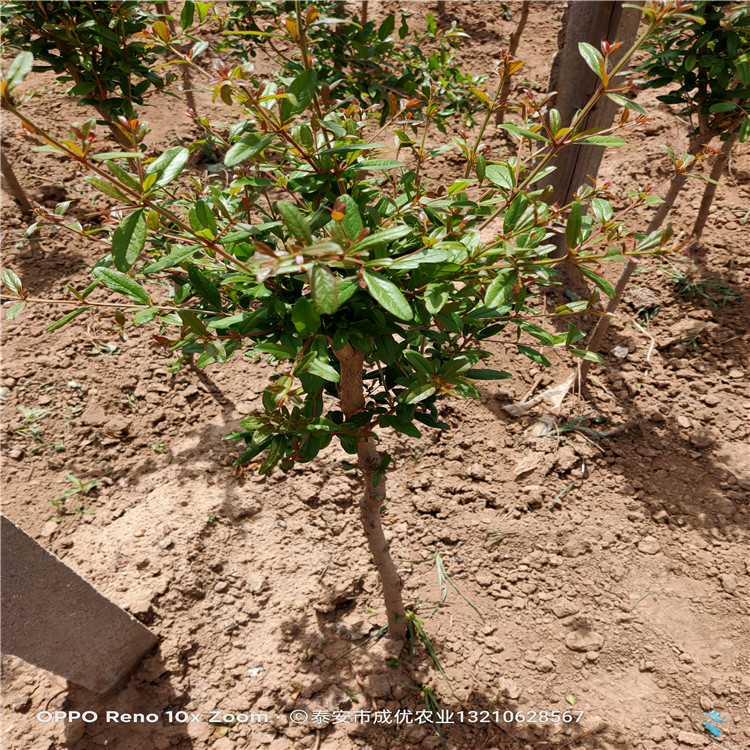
[3,692,31,713]
[703,393,720,407]
[689,428,718,449]
[248,575,269,594]
[638,535,661,555]
[535,656,554,672]
[611,346,629,359]
[367,674,392,698]
[555,446,578,473]
[719,573,737,594]
[653,510,670,524]
[158,537,174,549]
[551,600,579,618]
[467,463,486,480]
[498,677,521,700]
[585,651,599,662]
[565,629,604,652]
[648,725,666,742]
[677,730,708,746]
[476,570,494,587]
[676,415,692,429]
[561,536,591,558]
[700,695,713,711]
[40,520,59,537]
[80,403,107,426]
[728,368,744,379]
[214,581,229,593]
[7,448,23,460]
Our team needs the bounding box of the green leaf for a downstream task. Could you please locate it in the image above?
[235,436,274,466]
[187,264,223,308]
[578,42,605,80]
[606,93,648,116]
[277,201,312,244]
[350,225,411,253]
[5,301,24,320]
[578,266,615,298]
[484,163,515,189]
[145,146,189,187]
[574,136,627,146]
[337,194,363,240]
[352,159,406,170]
[569,348,604,363]
[485,270,517,307]
[188,199,218,237]
[740,116,750,144]
[112,209,146,272]
[180,0,195,29]
[566,201,582,249]
[591,197,613,223]
[310,264,339,315]
[105,161,141,190]
[224,133,274,168]
[306,356,340,382]
[362,269,413,321]
[143,245,199,272]
[45,306,91,332]
[291,297,321,335]
[92,268,149,305]
[255,343,296,359]
[517,344,550,367]
[708,101,737,113]
[378,414,421,438]
[565,693,576,706]
[400,382,437,404]
[424,281,450,314]
[465,368,512,380]
[496,123,549,142]
[1,269,22,295]
[84,176,131,203]
[132,307,159,324]
[5,51,33,91]
[403,349,434,375]
[281,68,316,120]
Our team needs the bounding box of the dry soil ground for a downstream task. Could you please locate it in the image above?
[1,3,749,750]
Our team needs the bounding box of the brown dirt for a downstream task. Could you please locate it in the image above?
[1,3,749,750]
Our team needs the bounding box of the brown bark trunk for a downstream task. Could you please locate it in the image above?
[578,133,708,382]
[361,0,368,25]
[692,133,737,243]
[1,156,34,213]
[334,344,407,641]
[496,2,530,126]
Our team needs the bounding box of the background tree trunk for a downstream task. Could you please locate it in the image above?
[692,133,737,243]
[578,131,708,383]
[1,156,34,213]
[496,2,530,125]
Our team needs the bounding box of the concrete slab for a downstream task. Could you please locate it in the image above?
[1,515,158,693]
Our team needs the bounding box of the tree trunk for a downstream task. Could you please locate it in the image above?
[1,156,34,213]
[692,133,737,243]
[361,0,368,25]
[156,1,197,113]
[334,344,407,641]
[496,2,530,126]
[578,132,708,382]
